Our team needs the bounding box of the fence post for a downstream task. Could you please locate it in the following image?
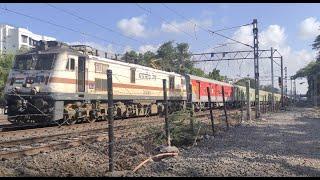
[246,80,251,121]
[107,69,114,172]
[163,79,171,146]
[207,87,215,135]
[188,84,194,133]
[263,96,266,114]
[221,86,229,129]
[240,91,244,123]
[265,96,267,113]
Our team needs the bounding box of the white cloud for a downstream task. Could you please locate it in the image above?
[117,15,148,38]
[138,44,160,53]
[298,17,320,40]
[260,25,287,48]
[161,18,213,34]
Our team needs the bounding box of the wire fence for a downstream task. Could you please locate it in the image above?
[99,100,284,173]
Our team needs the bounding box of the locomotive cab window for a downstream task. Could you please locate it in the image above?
[169,76,175,90]
[130,68,136,83]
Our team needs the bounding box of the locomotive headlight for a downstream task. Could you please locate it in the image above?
[31,86,40,95]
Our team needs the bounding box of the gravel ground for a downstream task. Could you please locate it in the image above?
[0,106,319,177]
[133,107,320,177]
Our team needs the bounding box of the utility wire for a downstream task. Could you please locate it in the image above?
[208,30,253,48]
[135,3,195,39]
[161,3,253,49]
[209,23,252,33]
[0,6,128,49]
[46,3,147,45]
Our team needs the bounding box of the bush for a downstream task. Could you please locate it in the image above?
[148,109,202,147]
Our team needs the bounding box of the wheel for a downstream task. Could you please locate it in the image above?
[65,117,77,125]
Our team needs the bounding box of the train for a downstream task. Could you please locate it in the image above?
[4,41,283,125]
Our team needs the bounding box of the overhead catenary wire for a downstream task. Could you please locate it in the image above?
[45,3,148,46]
[0,6,128,50]
[160,3,252,51]
[136,3,222,54]
[135,3,195,39]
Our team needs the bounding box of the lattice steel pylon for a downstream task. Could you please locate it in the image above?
[253,19,260,118]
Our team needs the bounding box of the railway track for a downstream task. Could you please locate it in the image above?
[0,106,267,160]
[0,110,221,160]
[0,109,215,132]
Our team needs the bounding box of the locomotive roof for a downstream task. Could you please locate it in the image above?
[187,74,233,87]
[88,54,184,78]
[18,44,85,57]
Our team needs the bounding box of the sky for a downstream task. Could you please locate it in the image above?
[0,3,319,94]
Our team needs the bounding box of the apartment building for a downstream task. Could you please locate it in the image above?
[0,24,56,54]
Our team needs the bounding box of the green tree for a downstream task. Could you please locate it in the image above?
[207,68,224,81]
[312,34,320,61]
[293,60,320,99]
[176,42,192,74]
[156,41,177,72]
[189,67,206,77]
[140,51,156,66]
[0,54,15,104]
[292,32,320,99]
[121,50,140,64]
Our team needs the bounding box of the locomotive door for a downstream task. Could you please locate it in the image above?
[77,57,86,92]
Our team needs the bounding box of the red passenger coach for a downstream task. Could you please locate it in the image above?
[188,75,234,108]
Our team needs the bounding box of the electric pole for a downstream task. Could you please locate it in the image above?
[280,56,284,108]
[270,47,274,111]
[285,67,287,96]
[285,67,287,106]
[290,76,293,99]
[253,19,260,119]
[313,75,317,106]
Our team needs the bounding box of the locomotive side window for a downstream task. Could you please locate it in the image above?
[95,63,109,74]
[21,35,28,43]
[70,58,75,70]
[66,58,75,71]
[131,68,136,83]
[169,76,175,90]
[95,78,107,91]
[66,60,69,70]
[181,78,185,85]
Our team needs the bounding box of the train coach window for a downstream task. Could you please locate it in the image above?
[131,68,136,83]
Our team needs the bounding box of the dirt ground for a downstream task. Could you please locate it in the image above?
[0,106,320,177]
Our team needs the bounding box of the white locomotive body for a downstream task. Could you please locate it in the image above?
[5,41,187,124]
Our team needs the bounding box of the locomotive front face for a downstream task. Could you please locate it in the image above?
[5,53,56,94]
[4,52,59,124]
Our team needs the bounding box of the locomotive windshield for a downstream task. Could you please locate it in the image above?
[13,54,56,70]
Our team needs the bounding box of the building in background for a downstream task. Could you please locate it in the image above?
[0,24,56,54]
